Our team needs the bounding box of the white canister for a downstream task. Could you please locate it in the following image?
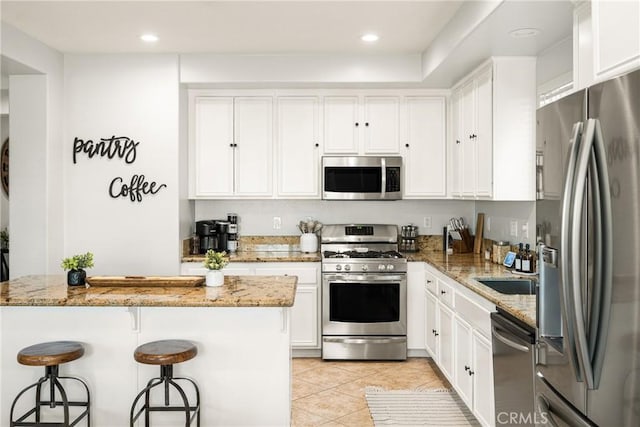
[300,233,318,253]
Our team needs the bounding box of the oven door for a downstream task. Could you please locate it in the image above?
[322,273,407,336]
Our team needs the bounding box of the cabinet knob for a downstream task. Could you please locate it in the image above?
[470,134,477,139]
[426,280,432,283]
[464,365,470,371]
[434,332,439,337]
[365,122,369,127]
[432,329,437,334]
[314,143,319,147]
[405,143,410,148]
[456,140,461,144]
[355,122,359,127]
[229,143,234,148]
[440,290,446,295]
[468,370,475,376]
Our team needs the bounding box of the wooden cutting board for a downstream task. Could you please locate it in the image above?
[474,213,484,254]
[86,276,204,287]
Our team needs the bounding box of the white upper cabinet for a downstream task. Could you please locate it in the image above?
[402,97,446,198]
[234,97,273,196]
[323,96,360,154]
[450,57,536,201]
[192,97,235,196]
[324,95,400,155]
[363,96,401,154]
[592,0,640,82]
[189,94,273,198]
[276,96,321,198]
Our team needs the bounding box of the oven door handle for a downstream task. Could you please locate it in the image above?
[323,337,407,345]
[324,274,406,282]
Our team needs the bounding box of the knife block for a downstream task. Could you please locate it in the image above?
[452,229,475,253]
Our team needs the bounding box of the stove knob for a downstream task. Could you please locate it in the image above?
[335,265,342,271]
[361,265,369,271]
[378,264,386,271]
[344,265,351,271]
[386,264,395,271]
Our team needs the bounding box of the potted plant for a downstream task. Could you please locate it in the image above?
[203,249,228,287]
[61,252,94,286]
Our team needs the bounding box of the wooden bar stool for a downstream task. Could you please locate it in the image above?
[10,341,90,426]
[129,339,200,427]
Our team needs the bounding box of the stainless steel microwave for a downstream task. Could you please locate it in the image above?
[322,156,402,200]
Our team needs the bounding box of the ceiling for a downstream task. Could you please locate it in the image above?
[1,1,464,54]
[1,1,574,86]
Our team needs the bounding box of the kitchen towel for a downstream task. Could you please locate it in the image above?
[365,387,480,426]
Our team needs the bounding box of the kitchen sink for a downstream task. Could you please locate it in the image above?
[474,278,537,295]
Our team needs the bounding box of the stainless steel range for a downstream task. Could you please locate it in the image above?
[321,224,407,360]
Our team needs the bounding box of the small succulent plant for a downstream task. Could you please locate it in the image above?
[61,252,95,271]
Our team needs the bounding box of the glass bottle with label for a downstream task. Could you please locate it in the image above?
[522,243,532,273]
[515,243,523,272]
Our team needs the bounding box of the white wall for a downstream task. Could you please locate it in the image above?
[195,199,475,237]
[1,23,64,275]
[181,54,422,84]
[475,200,535,245]
[64,54,180,275]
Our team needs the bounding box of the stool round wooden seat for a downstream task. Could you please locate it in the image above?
[10,341,90,427]
[134,339,197,365]
[130,339,200,427]
[18,341,85,366]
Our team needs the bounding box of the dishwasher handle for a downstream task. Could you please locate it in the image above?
[492,326,531,353]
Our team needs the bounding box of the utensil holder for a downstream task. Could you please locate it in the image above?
[300,233,318,253]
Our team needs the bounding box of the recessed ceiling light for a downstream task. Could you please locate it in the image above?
[509,28,541,38]
[361,34,379,43]
[140,34,159,43]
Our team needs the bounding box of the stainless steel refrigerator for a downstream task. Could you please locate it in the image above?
[536,68,639,427]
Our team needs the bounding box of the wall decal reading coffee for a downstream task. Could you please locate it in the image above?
[73,136,139,164]
[109,175,167,202]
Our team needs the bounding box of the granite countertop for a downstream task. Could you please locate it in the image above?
[0,275,297,308]
[406,251,537,328]
[182,251,321,263]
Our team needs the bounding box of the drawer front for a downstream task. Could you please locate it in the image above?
[456,292,491,338]
[254,267,318,284]
[438,280,455,308]
[425,271,438,295]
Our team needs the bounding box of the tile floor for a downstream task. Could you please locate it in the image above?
[291,357,451,426]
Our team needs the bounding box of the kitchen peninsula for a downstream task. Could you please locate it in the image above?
[0,275,297,426]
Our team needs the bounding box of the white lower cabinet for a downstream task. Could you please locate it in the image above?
[438,304,455,381]
[180,261,320,350]
[424,264,495,427]
[407,262,426,351]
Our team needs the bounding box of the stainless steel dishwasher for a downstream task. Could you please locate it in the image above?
[491,308,536,426]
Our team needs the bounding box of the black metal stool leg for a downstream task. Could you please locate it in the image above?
[174,377,200,427]
[10,366,91,427]
[167,379,191,427]
[130,378,163,427]
[10,377,47,426]
[59,375,91,427]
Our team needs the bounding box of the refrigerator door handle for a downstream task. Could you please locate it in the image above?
[560,121,583,382]
[570,118,597,389]
[590,118,614,388]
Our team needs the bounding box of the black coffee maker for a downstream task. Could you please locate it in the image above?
[215,221,230,252]
[196,220,216,254]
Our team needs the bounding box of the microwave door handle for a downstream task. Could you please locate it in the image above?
[380,157,386,199]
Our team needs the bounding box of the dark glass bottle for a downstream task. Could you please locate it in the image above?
[522,243,532,273]
[515,243,523,272]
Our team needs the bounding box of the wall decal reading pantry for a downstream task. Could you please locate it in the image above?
[73,135,167,202]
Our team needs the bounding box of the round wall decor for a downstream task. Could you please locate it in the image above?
[1,138,8,197]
